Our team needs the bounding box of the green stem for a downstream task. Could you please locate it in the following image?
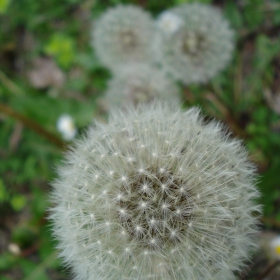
[22,252,58,280]
[0,103,65,149]
[0,70,24,96]
[257,260,280,280]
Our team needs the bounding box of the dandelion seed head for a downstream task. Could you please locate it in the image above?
[104,64,180,109]
[92,5,155,71]
[50,102,260,280]
[154,3,234,84]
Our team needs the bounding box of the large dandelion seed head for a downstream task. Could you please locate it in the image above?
[92,5,155,70]
[50,103,260,280]
[104,64,180,109]
[154,4,235,84]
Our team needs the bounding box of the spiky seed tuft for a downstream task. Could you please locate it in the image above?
[50,102,261,280]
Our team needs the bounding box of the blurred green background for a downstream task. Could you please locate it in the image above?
[1,0,280,279]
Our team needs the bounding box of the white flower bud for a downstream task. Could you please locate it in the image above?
[270,236,280,260]
[56,114,76,141]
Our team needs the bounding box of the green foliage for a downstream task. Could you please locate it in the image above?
[0,0,11,14]
[20,258,49,280]
[0,253,16,271]
[0,0,280,279]
[175,0,211,4]
[224,1,243,29]
[44,34,76,69]
[10,195,27,212]
[0,179,7,201]
[12,227,36,249]
[255,35,280,73]
[246,106,280,218]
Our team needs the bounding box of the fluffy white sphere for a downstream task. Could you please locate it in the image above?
[50,103,260,280]
[104,64,181,109]
[92,5,156,71]
[154,4,235,84]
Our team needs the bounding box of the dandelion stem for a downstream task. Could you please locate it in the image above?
[239,23,280,48]
[257,260,280,280]
[0,103,65,149]
[22,252,57,280]
[0,70,25,96]
[205,92,247,138]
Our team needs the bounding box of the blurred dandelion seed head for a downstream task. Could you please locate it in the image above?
[104,64,180,109]
[92,5,155,70]
[154,3,235,84]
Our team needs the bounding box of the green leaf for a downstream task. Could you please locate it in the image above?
[66,0,80,3]
[246,124,258,135]
[224,1,243,29]
[0,0,11,14]
[10,195,27,211]
[0,253,16,270]
[255,35,280,72]
[12,227,36,248]
[0,178,8,201]
[21,253,57,280]
[175,0,211,3]
[44,34,76,69]
[31,186,49,220]
[19,259,37,276]
[252,107,269,123]
[273,6,280,25]
[243,0,265,28]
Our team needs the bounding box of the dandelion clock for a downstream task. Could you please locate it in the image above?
[50,103,261,280]
[104,64,180,109]
[155,4,234,84]
[92,5,155,71]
